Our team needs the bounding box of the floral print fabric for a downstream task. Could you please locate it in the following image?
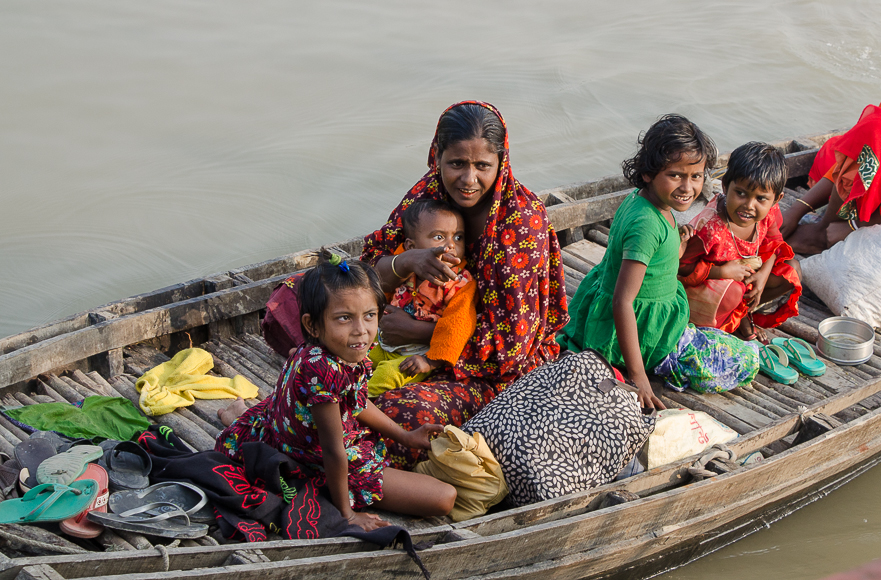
[654,324,760,393]
[215,345,387,509]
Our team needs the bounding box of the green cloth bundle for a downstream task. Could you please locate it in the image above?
[5,396,151,441]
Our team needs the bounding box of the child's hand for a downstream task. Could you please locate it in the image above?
[718,260,754,282]
[744,268,772,310]
[633,374,666,411]
[678,225,694,258]
[678,224,694,242]
[402,423,444,450]
[400,354,441,376]
[347,512,390,532]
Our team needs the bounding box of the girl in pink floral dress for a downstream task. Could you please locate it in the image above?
[216,253,455,531]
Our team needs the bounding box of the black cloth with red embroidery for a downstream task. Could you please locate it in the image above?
[136,426,430,578]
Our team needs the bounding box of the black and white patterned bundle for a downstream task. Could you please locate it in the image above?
[463,350,656,507]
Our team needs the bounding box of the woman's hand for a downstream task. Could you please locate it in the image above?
[379,305,435,347]
[400,423,444,450]
[716,260,754,282]
[399,247,461,286]
[346,512,390,532]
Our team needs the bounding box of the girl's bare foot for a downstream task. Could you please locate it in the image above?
[736,316,767,344]
[218,397,248,427]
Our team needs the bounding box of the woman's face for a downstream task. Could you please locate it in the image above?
[438,138,500,211]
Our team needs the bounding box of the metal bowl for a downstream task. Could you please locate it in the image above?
[816,316,876,365]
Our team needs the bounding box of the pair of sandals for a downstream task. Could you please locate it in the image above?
[757,338,827,385]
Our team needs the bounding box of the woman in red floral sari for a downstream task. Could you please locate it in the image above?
[362,101,569,468]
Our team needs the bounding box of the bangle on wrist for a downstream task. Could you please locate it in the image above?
[794,198,815,212]
[346,513,357,522]
[390,254,404,278]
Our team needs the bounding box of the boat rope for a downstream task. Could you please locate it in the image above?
[687,444,737,481]
[154,540,180,572]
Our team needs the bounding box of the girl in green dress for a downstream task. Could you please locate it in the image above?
[557,115,759,408]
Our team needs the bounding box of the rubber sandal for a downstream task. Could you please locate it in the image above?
[59,464,109,539]
[87,505,208,539]
[0,458,21,496]
[0,481,98,523]
[36,445,103,486]
[28,431,70,452]
[757,344,798,385]
[14,438,57,491]
[771,337,827,377]
[109,481,213,524]
[98,441,152,491]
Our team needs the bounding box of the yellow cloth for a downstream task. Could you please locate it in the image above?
[135,348,259,416]
[414,426,508,522]
[367,346,431,398]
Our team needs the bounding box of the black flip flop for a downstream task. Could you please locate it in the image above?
[98,441,152,491]
[109,481,213,523]
[87,505,208,539]
[14,438,57,491]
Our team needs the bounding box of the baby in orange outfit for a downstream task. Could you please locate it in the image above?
[367,199,477,397]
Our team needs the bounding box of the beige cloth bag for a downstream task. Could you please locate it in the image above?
[414,426,508,522]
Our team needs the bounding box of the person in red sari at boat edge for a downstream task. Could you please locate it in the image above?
[362,101,569,469]
[780,103,881,253]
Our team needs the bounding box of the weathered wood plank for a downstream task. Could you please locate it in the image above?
[0,273,292,388]
[662,390,755,434]
[561,240,607,269]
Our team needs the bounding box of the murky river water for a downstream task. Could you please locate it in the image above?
[2,1,880,575]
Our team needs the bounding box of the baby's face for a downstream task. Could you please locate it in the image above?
[405,210,466,260]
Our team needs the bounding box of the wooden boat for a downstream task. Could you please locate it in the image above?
[2,129,881,580]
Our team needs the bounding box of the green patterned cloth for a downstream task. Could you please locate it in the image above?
[654,324,759,393]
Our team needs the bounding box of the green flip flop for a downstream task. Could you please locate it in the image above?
[757,344,798,385]
[771,337,827,377]
[36,445,103,486]
[0,480,98,523]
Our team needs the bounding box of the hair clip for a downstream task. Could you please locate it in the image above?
[327,253,350,272]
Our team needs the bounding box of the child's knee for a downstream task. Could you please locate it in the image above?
[787,258,802,282]
[435,483,457,516]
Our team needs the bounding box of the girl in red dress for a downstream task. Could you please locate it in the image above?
[679,142,802,343]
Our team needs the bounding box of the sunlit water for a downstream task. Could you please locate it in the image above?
[2,1,880,576]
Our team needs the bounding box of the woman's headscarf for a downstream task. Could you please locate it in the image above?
[362,101,568,384]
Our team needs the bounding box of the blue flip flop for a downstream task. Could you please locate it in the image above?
[757,344,798,385]
[771,337,827,377]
